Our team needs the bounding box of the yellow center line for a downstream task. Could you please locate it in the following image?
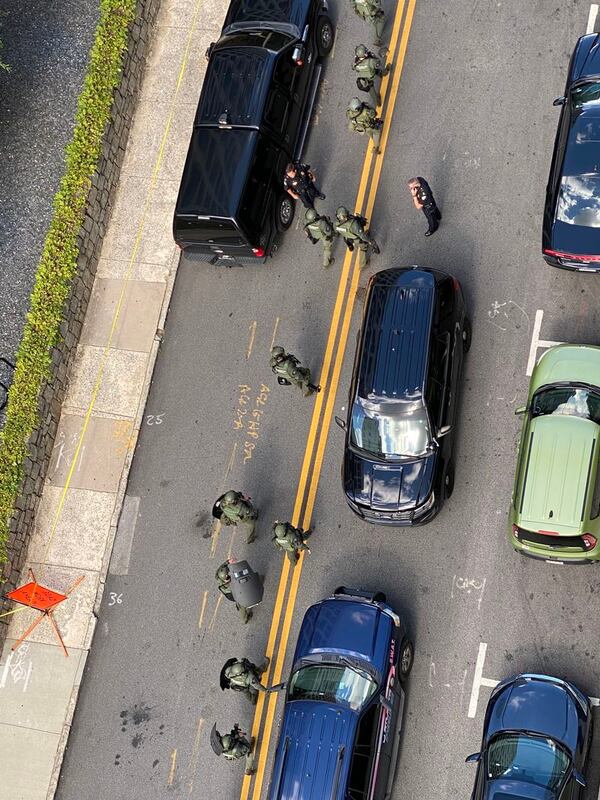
[246,3,416,797]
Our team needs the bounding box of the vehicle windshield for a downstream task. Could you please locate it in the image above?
[487,733,570,792]
[557,113,600,227]
[570,80,600,109]
[532,385,600,424]
[288,663,378,711]
[350,400,432,458]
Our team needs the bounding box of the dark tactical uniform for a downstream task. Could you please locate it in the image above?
[412,177,441,236]
[216,725,255,775]
[270,346,320,396]
[283,162,325,209]
[272,522,312,566]
[222,658,270,704]
[215,562,252,623]
[304,208,336,268]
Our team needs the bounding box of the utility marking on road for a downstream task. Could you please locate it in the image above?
[186,717,205,795]
[247,321,257,359]
[526,310,564,375]
[198,591,208,629]
[109,495,140,576]
[167,748,177,786]
[587,3,598,33]
[0,646,33,692]
[468,642,489,718]
[209,519,222,559]
[451,576,486,610]
[270,317,280,351]
[245,4,416,799]
[208,593,222,631]
[227,527,236,560]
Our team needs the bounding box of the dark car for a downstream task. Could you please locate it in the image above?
[543,34,600,271]
[466,673,592,800]
[268,587,413,800]
[336,267,470,525]
[172,0,334,263]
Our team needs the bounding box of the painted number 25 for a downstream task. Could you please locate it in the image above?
[146,414,165,425]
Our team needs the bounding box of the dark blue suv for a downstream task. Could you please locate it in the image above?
[466,673,592,800]
[268,588,413,800]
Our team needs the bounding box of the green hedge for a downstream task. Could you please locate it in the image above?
[0,0,137,564]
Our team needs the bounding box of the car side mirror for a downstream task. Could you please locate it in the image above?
[437,425,451,437]
[465,753,480,764]
[292,44,305,65]
[573,771,587,788]
[514,405,527,415]
[553,96,566,106]
[335,416,346,430]
[205,42,214,61]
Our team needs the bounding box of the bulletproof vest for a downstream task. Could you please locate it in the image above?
[417,186,434,207]
[306,218,332,240]
[226,662,251,690]
[335,218,359,239]
[354,56,377,79]
[354,0,374,17]
[273,356,298,378]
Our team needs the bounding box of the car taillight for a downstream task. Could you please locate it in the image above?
[544,248,600,263]
[252,247,265,257]
[512,524,520,539]
[538,529,560,536]
[582,534,597,550]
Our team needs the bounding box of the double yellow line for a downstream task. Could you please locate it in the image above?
[241,2,416,797]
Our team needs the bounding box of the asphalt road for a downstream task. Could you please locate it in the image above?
[56,1,600,799]
[0,0,98,363]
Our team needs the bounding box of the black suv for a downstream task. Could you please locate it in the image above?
[173,0,334,263]
[336,267,471,525]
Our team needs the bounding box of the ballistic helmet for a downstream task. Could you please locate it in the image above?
[348,97,362,113]
[336,206,350,222]
[305,208,318,223]
[271,345,285,358]
[355,44,367,58]
[223,490,238,503]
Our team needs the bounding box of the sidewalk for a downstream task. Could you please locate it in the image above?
[0,2,224,797]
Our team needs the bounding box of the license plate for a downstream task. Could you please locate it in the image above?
[546,559,564,565]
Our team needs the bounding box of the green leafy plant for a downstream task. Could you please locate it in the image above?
[0,0,137,563]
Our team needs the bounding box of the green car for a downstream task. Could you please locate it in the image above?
[509,344,600,563]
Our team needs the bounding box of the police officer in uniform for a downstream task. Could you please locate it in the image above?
[215,560,253,624]
[304,208,336,268]
[351,0,385,44]
[270,346,321,396]
[213,724,256,775]
[352,44,391,108]
[272,521,312,566]
[334,206,380,269]
[221,657,271,704]
[217,490,258,543]
[284,162,325,209]
[346,98,383,154]
[408,177,441,236]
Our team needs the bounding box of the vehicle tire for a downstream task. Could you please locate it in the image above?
[316,15,334,57]
[276,194,295,232]
[373,591,386,603]
[444,461,455,499]
[462,317,472,354]
[399,639,414,679]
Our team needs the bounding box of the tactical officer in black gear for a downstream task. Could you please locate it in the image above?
[408,177,441,236]
[284,162,325,209]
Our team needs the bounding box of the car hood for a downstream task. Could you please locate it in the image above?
[486,677,580,754]
[268,701,358,800]
[343,448,435,511]
[292,598,393,678]
[571,33,600,82]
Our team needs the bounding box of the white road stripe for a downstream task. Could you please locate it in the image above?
[468,642,488,718]
[526,310,544,376]
[587,4,598,34]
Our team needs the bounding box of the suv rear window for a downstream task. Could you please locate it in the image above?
[177,217,244,245]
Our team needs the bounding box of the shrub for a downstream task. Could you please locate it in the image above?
[0,0,137,563]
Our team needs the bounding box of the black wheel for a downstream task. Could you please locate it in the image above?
[316,15,334,57]
[462,317,472,354]
[444,461,455,499]
[399,639,414,679]
[276,194,294,232]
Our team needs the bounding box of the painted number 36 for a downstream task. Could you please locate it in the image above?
[108,592,123,606]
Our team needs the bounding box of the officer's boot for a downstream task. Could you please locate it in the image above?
[323,239,334,268]
[259,657,270,674]
[286,549,299,567]
[245,740,256,775]
[370,125,381,154]
[237,603,252,624]
[245,518,257,544]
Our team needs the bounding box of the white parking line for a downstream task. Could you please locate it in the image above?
[526,310,563,376]
[587,4,599,34]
